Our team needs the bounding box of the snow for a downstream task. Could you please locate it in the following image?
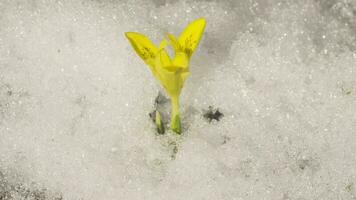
[1,0,356,199]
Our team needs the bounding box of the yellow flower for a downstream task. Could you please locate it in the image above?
[125,18,206,134]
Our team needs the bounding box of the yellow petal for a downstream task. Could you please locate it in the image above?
[179,71,190,90]
[172,52,189,69]
[158,40,168,50]
[166,33,181,52]
[125,32,158,68]
[180,71,190,82]
[156,69,179,96]
[154,52,183,97]
[156,48,172,69]
[156,68,189,98]
[178,18,206,58]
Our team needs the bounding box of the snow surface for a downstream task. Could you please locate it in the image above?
[1,0,356,199]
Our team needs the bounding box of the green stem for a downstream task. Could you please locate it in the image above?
[170,96,181,134]
[155,111,165,134]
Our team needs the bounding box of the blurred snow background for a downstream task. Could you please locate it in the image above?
[1,0,356,199]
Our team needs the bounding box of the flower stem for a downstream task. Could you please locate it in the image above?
[170,96,181,134]
[155,111,165,134]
